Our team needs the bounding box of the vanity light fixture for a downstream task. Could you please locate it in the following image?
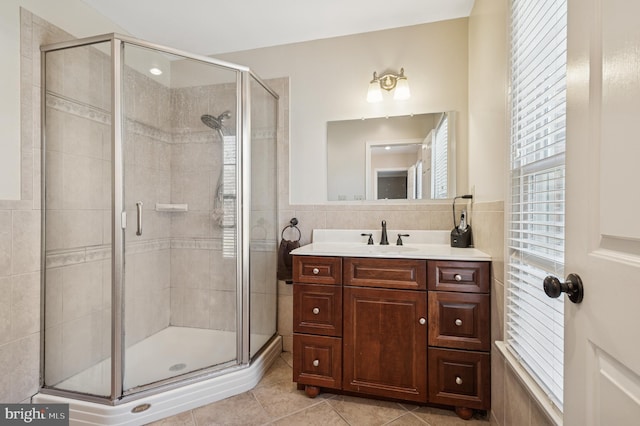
[367,68,410,102]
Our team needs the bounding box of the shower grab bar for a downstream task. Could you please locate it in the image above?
[136,202,143,236]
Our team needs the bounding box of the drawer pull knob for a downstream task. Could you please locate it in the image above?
[312,359,319,367]
[455,376,463,385]
[454,274,462,281]
[455,319,463,326]
[312,268,320,275]
[419,317,426,325]
[312,307,320,315]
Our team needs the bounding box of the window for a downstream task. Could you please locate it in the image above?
[507,0,567,410]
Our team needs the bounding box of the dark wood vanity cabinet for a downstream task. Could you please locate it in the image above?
[292,255,491,418]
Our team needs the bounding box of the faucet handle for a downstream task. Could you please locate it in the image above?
[361,233,374,245]
[396,234,410,246]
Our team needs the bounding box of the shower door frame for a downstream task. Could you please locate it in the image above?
[39,33,280,405]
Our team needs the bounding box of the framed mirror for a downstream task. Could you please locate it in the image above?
[327,112,456,201]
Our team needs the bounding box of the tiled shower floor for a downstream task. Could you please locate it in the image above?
[148,352,490,426]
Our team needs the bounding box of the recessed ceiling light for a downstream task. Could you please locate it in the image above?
[384,146,391,150]
[149,67,163,76]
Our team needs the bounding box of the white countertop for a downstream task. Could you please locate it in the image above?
[290,229,491,261]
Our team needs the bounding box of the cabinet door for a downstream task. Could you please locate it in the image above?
[428,291,490,351]
[427,261,490,293]
[428,348,490,410]
[344,258,426,290]
[343,286,427,403]
[293,334,342,390]
[293,256,342,285]
[293,283,342,336]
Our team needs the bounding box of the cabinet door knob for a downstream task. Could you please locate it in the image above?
[312,359,319,367]
[312,268,320,275]
[455,376,463,385]
[455,319,462,326]
[419,317,426,325]
[312,307,320,315]
[454,274,462,281]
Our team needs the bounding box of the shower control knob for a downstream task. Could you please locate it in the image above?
[454,274,462,281]
[455,319,462,326]
[419,317,426,325]
[312,268,320,275]
[312,307,320,315]
[456,376,463,385]
[312,359,319,367]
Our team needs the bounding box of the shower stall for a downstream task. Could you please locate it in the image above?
[35,34,280,423]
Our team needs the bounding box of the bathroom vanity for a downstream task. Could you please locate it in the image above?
[291,230,491,420]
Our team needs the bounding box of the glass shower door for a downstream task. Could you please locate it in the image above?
[121,42,240,392]
[249,76,279,357]
[42,41,114,397]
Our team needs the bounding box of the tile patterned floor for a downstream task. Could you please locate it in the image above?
[148,352,490,426]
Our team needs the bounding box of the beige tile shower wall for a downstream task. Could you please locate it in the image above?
[44,259,111,386]
[169,83,237,330]
[45,48,175,380]
[42,37,114,385]
[122,67,172,348]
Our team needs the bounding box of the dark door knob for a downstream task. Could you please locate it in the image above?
[543,273,584,304]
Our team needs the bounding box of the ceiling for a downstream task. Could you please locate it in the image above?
[80,0,475,56]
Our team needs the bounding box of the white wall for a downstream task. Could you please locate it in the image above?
[217,19,469,204]
[468,0,508,202]
[0,0,128,201]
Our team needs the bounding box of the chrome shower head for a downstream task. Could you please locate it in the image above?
[201,111,231,138]
[201,114,222,130]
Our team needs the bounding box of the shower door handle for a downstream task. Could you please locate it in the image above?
[136,202,143,236]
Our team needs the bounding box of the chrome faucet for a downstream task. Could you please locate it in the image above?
[380,220,389,245]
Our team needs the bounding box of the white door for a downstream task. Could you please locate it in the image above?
[564,0,640,424]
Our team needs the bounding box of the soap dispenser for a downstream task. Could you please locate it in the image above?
[450,195,473,248]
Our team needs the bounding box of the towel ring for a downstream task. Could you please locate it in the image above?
[281,218,301,242]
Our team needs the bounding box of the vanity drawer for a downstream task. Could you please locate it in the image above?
[293,256,342,285]
[428,261,490,293]
[293,334,342,390]
[344,257,427,290]
[428,291,490,351]
[428,348,491,410]
[294,283,342,336]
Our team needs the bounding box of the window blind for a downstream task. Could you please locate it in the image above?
[507,0,567,410]
[431,113,448,199]
[222,135,236,258]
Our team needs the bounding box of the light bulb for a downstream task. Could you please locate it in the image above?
[367,81,383,103]
[393,77,410,100]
